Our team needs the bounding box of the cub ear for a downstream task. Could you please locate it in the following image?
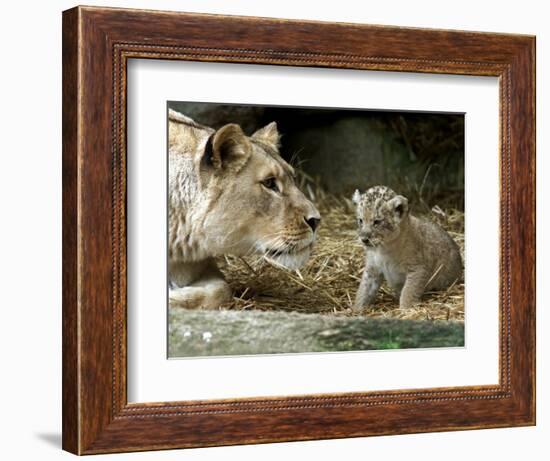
[207,123,251,172]
[252,121,280,147]
[352,189,362,205]
[389,195,409,218]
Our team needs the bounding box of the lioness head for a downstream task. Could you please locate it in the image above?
[169,111,320,270]
[352,185,409,248]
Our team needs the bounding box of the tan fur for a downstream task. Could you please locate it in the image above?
[352,186,463,310]
[168,109,320,309]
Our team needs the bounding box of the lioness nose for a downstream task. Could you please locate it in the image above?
[305,216,321,232]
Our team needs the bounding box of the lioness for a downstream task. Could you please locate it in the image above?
[168,109,321,309]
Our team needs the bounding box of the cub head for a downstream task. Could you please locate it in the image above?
[196,119,320,270]
[352,185,409,248]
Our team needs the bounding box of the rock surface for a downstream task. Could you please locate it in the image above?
[168,309,464,357]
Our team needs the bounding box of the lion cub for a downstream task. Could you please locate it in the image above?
[352,186,462,310]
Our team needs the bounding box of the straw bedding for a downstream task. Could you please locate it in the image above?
[217,178,465,323]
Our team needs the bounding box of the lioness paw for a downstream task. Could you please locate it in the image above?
[169,283,232,309]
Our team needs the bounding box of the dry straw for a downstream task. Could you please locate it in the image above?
[218,173,464,322]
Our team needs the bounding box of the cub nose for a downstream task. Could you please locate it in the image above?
[361,237,372,247]
[305,216,321,232]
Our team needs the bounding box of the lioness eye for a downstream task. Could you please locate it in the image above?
[358,218,363,225]
[261,177,279,193]
[373,219,382,226]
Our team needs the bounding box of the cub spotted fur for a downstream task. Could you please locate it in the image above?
[168,109,320,309]
[352,185,462,310]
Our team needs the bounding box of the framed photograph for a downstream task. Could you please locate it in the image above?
[62,6,535,455]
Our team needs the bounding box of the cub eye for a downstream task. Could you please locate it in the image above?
[373,219,382,226]
[261,177,279,193]
[357,218,363,225]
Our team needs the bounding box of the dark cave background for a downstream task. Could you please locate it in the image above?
[168,101,465,210]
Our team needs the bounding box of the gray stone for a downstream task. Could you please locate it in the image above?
[282,116,410,194]
[168,309,464,358]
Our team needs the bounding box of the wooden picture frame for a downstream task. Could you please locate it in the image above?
[62,5,535,455]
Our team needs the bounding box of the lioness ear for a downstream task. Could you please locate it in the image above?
[352,189,362,205]
[208,123,251,172]
[389,195,409,218]
[252,121,280,147]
